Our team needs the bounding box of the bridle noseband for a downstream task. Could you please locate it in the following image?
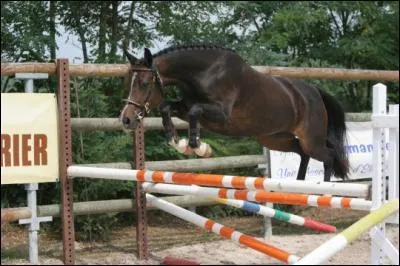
[123,65,164,121]
[122,98,150,120]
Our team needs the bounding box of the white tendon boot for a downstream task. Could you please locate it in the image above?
[193,141,212,157]
[168,138,194,155]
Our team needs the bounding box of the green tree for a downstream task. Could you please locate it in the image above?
[1,1,398,239]
[1,1,55,62]
[243,1,399,110]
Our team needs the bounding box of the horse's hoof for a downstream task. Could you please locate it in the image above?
[169,138,194,155]
[194,142,212,157]
[181,144,194,156]
[188,137,200,149]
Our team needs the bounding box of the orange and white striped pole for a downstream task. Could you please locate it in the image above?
[68,166,369,198]
[68,166,372,210]
[142,182,371,210]
[146,193,300,264]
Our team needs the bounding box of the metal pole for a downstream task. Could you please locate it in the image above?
[262,147,273,239]
[134,120,148,259]
[19,184,52,264]
[24,79,34,93]
[22,184,38,264]
[56,59,75,265]
[15,73,52,264]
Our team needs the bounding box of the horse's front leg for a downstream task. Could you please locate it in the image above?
[188,103,228,157]
[160,100,193,155]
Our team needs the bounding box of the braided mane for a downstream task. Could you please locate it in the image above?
[153,43,236,58]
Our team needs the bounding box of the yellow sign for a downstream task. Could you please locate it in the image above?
[1,93,59,184]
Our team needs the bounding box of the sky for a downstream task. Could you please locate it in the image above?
[54,3,239,64]
[56,25,169,64]
[56,26,83,63]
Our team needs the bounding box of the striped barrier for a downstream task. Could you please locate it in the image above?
[214,198,336,233]
[67,166,369,197]
[146,193,300,264]
[142,182,372,211]
[294,199,399,265]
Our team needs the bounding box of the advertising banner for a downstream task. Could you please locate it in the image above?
[269,122,389,181]
[1,93,59,184]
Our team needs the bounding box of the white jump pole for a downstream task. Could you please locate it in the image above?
[67,166,369,198]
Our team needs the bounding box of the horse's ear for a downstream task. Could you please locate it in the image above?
[123,47,139,65]
[144,48,153,67]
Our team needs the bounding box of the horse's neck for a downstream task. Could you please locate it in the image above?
[156,52,221,81]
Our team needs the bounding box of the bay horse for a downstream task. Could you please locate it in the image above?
[119,44,349,182]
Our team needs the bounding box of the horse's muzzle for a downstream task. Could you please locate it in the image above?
[121,116,138,130]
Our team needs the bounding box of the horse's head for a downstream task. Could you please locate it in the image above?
[120,47,164,130]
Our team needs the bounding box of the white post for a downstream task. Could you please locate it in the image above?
[24,79,34,93]
[262,147,273,239]
[19,184,52,264]
[26,184,38,263]
[371,83,387,265]
[15,73,52,264]
[387,104,399,224]
[15,73,48,93]
[388,105,399,201]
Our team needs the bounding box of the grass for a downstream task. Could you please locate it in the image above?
[1,246,28,260]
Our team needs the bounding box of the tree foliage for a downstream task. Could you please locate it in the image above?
[1,1,398,238]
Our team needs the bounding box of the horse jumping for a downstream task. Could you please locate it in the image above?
[119,44,349,182]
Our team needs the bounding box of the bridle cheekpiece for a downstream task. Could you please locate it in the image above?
[123,65,164,121]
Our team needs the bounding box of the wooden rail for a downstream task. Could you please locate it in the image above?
[2,62,398,80]
[70,113,372,131]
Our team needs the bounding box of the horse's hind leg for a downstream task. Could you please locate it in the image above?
[311,146,335,182]
[296,129,335,182]
[293,139,310,181]
[256,133,310,180]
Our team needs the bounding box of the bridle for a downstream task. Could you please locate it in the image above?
[123,65,164,121]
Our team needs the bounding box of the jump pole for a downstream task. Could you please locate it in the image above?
[67,166,369,198]
[213,198,336,233]
[67,167,371,210]
[146,193,300,264]
[141,183,372,211]
[294,199,399,265]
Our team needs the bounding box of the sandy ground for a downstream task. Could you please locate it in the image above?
[1,209,399,265]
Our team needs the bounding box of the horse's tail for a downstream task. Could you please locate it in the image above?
[317,88,350,180]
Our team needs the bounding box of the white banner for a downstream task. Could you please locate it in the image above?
[269,122,389,181]
[1,93,60,184]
